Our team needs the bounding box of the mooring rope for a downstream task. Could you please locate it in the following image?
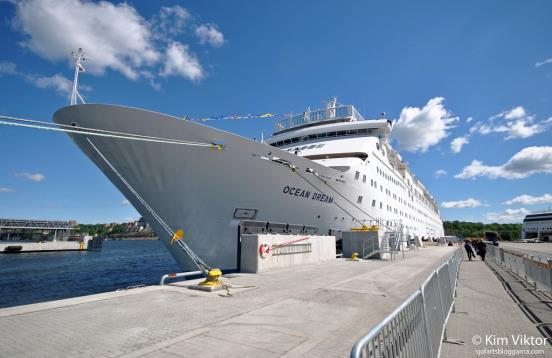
[0,115,218,148]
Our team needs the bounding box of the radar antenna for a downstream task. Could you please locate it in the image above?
[70,48,86,105]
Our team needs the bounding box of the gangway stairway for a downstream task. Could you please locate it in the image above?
[361,221,401,260]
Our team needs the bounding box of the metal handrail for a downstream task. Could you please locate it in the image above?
[350,289,422,357]
[160,271,202,285]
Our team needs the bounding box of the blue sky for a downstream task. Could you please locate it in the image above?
[0,0,551,224]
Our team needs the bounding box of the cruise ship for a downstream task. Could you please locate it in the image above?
[53,98,444,270]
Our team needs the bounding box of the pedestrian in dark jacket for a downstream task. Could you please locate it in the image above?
[464,241,475,261]
[476,240,487,261]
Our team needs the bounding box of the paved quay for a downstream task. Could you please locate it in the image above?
[0,247,456,358]
[441,258,552,358]
[498,242,552,256]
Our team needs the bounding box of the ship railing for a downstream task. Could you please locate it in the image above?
[160,270,202,286]
[350,248,463,358]
[275,105,364,131]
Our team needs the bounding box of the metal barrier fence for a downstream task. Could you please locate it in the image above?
[350,248,463,358]
[486,244,552,291]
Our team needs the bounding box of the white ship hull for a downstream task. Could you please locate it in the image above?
[54,104,443,270]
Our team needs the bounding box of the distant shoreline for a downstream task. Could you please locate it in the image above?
[105,236,159,241]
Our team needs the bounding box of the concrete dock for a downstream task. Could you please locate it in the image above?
[0,247,456,358]
[442,258,552,357]
[0,236,101,253]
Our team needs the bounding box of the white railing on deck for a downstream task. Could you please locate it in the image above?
[276,105,364,131]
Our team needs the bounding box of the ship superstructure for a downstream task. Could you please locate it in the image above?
[267,99,443,239]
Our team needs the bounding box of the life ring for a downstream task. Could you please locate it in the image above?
[259,243,271,258]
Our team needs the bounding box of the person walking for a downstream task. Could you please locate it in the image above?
[476,240,487,261]
[464,240,475,261]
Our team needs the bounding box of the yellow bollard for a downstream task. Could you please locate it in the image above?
[198,268,223,287]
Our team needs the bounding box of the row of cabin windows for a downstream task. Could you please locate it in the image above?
[376,163,439,217]
[357,169,414,216]
[283,143,325,152]
[354,168,441,226]
[354,180,439,226]
[271,128,378,147]
[377,165,407,193]
[354,195,429,227]
[353,171,368,183]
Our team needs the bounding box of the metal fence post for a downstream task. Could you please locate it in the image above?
[421,287,435,358]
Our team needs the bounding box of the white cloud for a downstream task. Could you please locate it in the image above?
[492,106,526,121]
[466,117,473,123]
[450,136,469,154]
[195,24,224,47]
[0,61,17,75]
[455,146,552,180]
[535,58,552,68]
[151,5,191,40]
[504,193,552,206]
[14,172,45,182]
[31,73,72,95]
[0,60,84,97]
[14,0,160,80]
[0,187,15,193]
[121,199,130,205]
[10,0,222,85]
[485,208,530,223]
[441,198,482,209]
[392,97,457,152]
[160,42,203,81]
[470,106,547,140]
[434,169,447,178]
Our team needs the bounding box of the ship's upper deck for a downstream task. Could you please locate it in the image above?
[274,104,365,135]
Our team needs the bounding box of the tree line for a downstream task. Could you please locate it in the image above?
[444,221,521,241]
[78,224,126,236]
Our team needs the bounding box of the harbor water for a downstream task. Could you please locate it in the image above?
[0,240,180,308]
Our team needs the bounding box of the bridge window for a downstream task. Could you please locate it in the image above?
[357,196,363,204]
[354,171,360,180]
[363,174,366,183]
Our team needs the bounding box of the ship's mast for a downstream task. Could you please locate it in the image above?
[70,48,86,105]
[326,97,337,118]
